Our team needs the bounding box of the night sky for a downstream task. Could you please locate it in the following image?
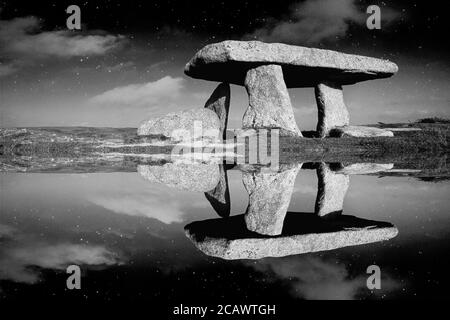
[1,0,449,129]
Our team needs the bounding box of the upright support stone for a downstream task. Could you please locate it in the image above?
[243,164,302,235]
[205,164,230,217]
[243,64,302,137]
[204,83,230,140]
[315,163,349,217]
[315,82,350,138]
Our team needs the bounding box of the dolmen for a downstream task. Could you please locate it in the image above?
[184,40,398,138]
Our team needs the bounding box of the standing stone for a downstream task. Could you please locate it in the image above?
[205,164,230,217]
[315,82,350,138]
[243,64,302,137]
[315,163,349,217]
[243,164,301,235]
[204,83,230,140]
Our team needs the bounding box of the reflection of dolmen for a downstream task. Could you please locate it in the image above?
[242,163,302,235]
[240,162,394,234]
[185,213,398,260]
[184,161,398,259]
[138,162,221,192]
[185,41,397,137]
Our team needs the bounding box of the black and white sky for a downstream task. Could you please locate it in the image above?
[1,0,449,129]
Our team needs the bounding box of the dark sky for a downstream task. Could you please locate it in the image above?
[1,0,449,128]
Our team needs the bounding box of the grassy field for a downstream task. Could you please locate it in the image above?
[1,120,449,176]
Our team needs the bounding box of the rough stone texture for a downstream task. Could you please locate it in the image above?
[315,82,350,138]
[243,64,302,137]
[242,163,301,235]
[137,163,220,192]
[185,41,398,87]
[330,126,394,138]
[185,213,398,260]
[337,163,394,175]
[204,83,230,140]
[315,163,349,216]
[205,164,230,217]
[186,227,398,260]
[137,108,221,141]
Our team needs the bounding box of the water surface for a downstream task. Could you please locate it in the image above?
[1,165,449,303]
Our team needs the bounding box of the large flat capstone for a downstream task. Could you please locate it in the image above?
[185,41,398,87]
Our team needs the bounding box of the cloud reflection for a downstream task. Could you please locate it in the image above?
[251,256,400,300]
[0,226,121,284]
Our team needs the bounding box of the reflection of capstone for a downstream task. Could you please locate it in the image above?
[185,213,398,260]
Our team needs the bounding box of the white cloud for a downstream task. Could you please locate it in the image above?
[0,16,126,76]
[247,0,400,44]
[89,76,185,110]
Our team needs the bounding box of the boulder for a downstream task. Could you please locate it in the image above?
[337,163,394,175]
[243,64,302,136]
[137,108,221,141]
[330,126,394,138]
[185,41,398,87]
[138,163,220,192]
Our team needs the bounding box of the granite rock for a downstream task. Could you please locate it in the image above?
[330,126,394,138]
[242,163,301,235]
[204,83,230,140]
[315,82,350,138]
[137,108,221,141]
[185,41,398,87]
[243,64,302,137]
[315,163,349,216]
[205,164,230,217]
[138,163,220,192]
